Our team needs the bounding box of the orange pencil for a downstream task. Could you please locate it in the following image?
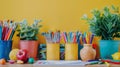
[6,28,13,40]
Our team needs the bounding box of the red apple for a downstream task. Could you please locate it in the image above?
[16,49,28,62]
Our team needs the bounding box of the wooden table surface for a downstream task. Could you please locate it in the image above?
[0,63,120,67]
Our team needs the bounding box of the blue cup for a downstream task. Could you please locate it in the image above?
[0,40,12,60]
[78,43,83,60]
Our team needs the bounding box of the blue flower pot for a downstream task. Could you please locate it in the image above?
[0,40,12,60]
[99,40,120,59]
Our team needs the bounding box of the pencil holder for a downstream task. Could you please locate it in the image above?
[65,43,78,60]
[60,44,65,60]
[80,44,96,61]
[0,40,12,60]
[47,43,60,60]
[38,44,46,60]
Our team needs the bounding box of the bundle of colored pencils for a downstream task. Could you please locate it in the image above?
[42,31,94,44]
[42,31,61,43]
[82,32,94,44]
[0,20,18,41]
[61,31,81,43]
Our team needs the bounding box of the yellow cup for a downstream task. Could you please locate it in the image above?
[47,43,60,60]
[65,43,78,60]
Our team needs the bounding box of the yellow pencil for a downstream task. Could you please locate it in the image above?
[86,33,88,44]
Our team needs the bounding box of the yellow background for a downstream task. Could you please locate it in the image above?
[0,0,120,48]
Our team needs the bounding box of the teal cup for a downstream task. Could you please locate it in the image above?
[99,40,120,59]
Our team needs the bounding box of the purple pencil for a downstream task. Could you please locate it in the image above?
[90,34,94,44]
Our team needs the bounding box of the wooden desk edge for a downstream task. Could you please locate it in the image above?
[0,63,120,67]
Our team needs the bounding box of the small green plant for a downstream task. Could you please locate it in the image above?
[81,5,120,40]
[17,19,42,40]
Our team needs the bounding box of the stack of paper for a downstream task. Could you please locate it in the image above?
[34,60,90,66]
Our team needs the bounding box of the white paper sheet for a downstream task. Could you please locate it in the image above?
[34,60,90,66]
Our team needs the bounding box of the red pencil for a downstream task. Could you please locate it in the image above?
[4,28,12,40]
[73,33,76,43]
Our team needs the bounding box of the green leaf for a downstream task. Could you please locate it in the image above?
[81,5,120,40]
[17,19,42,40]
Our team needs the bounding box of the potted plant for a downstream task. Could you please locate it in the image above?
[17,19,42,59]
[81,5,120,59]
